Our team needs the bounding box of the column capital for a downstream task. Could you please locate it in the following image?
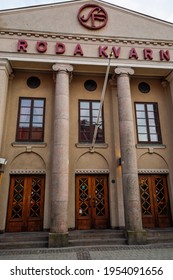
[114,67,134,76]
[0,59,13,76]
[166,70,173,83]
[109,78,117,87]
[52,63,73,73]
[161,80,169,88]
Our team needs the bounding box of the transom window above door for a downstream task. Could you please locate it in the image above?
[135,102,162,144]
[79,100,104,143]
[16,98,45,142]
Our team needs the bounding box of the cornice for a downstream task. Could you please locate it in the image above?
[1,30,173,47]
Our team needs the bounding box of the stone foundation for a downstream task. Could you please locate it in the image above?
[126,230,147,245]
[48,232,69,247]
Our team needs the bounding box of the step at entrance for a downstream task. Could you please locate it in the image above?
[0,229,126,250]
[146,228,173,244]
[0,232,49,250]
[1,228,173,250]
[68,229,127,246]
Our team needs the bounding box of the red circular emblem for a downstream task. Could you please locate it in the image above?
[78,4,108,30]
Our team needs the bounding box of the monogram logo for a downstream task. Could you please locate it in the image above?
[78,4,108,30]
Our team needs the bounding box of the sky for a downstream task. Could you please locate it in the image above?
[0,0,173,23]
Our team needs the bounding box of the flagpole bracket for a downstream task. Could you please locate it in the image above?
[89,146,95,153]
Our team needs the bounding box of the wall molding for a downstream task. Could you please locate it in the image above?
[10,169,46,174]
[75,169,110,174]
[1,30,173,47]
[138,169,169,174]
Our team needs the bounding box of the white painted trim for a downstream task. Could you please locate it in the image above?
[2,53,173,70]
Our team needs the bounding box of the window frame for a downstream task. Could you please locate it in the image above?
[134,102,162,144]
[78,99,105,143]
[16,97,46,142]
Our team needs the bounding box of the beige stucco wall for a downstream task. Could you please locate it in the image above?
[1,0,173,41]
[0,71,54,231]
[131,78,173,171]
[131,77,173,217]
[69,74,124,229]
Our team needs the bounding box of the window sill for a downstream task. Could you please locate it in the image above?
[11,142,47,148]
[75,143,108,149]
[136,144,166,149]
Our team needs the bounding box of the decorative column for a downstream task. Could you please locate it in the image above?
[114,67,146,244]
[165,73,173,203]
[166,71,173,103]
[0,59,12,154]
[49,63,73,247]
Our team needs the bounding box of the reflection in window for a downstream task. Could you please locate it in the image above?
[79,100,104,143]
[135,102,162,144]
[16,98,45,142]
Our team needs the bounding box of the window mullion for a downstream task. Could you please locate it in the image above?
[145,104,150,143]
[90,101,93,142]
[154,103,161,143]
[29,98,34,141]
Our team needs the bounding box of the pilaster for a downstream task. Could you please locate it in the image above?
[166,71,173,106]
[0,59,12,154]
[109,78,125,229]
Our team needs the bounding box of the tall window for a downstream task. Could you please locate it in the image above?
[79,100,104,143]
[135,102,162,144]
[16,98,45,142]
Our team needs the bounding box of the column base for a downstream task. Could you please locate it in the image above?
[126,230,147,245]
[48,232,69,248]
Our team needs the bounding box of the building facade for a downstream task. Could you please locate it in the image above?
[0,0,173,246]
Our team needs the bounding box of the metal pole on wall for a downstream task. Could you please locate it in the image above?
[90,52,113,152]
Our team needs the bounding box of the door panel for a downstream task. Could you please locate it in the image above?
[27,176,45,231]
[76,175,109,230]
[154,176,172,227]
[76,176,91,229]
[139,174,172,228]
[6,175,45,232]
[93,176,109,228]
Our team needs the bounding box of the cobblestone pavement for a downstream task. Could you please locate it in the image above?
[0,243,173,260]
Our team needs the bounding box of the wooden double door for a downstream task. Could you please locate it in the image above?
[139,174,172,228]
[6,175,45,232]
[76,175,109,230]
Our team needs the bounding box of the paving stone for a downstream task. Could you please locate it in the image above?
[0,243,173,260]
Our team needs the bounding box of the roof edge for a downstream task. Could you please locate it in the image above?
[0,0,172,26]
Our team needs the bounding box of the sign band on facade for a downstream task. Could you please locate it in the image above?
[17,40,171,61]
